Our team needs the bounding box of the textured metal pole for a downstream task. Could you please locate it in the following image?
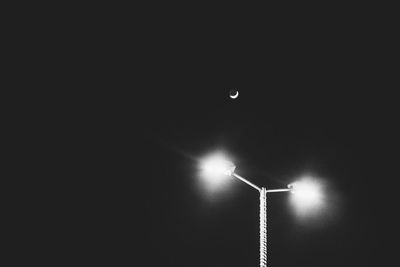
[260,187,267,267]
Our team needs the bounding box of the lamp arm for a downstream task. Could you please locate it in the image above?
[266,188,291,193]
[231,173,261,192]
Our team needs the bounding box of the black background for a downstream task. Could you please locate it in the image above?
[2,6,398,266]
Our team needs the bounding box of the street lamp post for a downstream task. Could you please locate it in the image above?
[199,153,322,267]
[231,173,290,267]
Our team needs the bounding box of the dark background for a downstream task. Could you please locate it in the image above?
[2,7,398,266]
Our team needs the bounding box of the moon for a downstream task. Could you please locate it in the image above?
[229,89,239,99]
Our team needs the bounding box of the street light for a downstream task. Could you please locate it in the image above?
[199,152,323,267]
[288,177,324,218]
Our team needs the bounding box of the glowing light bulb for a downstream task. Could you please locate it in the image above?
[289,177,324,216]
[201,153,236,177]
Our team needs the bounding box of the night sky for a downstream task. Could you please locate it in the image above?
[3,10,397,266]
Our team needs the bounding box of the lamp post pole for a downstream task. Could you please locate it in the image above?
[231,173,290,267]
[260,187,267,267]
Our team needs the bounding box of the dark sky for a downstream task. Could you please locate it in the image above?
[3,9,397,266]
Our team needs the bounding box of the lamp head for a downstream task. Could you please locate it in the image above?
[201,154,236,177]
[288,177,324,215]
[197,152,237,195]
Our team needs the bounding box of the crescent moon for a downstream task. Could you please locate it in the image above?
[230,91,239,99]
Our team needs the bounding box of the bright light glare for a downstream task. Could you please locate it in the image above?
[198,152,236,192]
[196,151,238,199]
[200,153,236,177]
[289,177,324,216]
